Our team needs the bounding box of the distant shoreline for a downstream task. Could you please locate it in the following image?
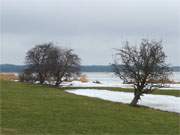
[1,64,180,73]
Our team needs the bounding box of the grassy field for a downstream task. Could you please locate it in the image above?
[0,80,180,135]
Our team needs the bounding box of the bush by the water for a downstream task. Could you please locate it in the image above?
[79,75,89,82]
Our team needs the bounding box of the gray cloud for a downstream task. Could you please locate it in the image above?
[1,0,180,65]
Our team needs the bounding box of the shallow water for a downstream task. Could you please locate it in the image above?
[82,72,180,83]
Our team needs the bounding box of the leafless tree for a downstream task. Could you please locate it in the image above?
[52,48,81,86]
[25,43,55,84]
[24,43,81,86]
[113,39,171,106]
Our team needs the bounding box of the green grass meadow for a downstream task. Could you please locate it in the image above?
[0,80,180,135]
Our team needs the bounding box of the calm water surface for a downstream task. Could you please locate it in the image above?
[83,72,180,83]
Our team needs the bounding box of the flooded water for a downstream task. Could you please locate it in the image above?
[82,72,180,83]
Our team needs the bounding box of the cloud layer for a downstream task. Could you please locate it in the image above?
[1,0,180,65]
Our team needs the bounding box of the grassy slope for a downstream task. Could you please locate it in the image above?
[0,81,180,135]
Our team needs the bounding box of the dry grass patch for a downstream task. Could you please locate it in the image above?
[79,75,89,82]
[0,73,18,81]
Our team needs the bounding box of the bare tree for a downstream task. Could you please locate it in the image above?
[25,43,54,84]
[113,39,171,106]
[52,48,81,86]
[24,43,81,85]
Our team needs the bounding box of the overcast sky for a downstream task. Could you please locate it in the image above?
[1,0,180,65]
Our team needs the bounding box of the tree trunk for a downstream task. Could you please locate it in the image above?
[55,76,62,86]
[55,81,59,86]
[40,80,44,84]
[130,93,141,106]
[55,72,64,87]
[39,73,45,84]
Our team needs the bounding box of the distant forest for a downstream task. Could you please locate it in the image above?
[0,64,180,73]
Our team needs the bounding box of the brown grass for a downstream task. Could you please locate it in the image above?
[1,128,18,135]
[79,75,89,82]
[0,73,18,81]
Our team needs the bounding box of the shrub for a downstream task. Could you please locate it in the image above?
[19,72,35,82]
[79,75,89,82]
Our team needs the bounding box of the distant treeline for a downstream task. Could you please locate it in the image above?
[1,64,180,73]
[0,64,27,73]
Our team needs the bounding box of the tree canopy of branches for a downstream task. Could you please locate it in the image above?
[25,43,54,84]
[113,39,171,106]
[24,43,81,85]
[52,48,81,86]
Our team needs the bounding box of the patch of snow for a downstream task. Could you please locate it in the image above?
[60,80,180,90]
[159,84,180,90]
[34,81,40,84]
[66,89,180,113]
[43,81,50,85]
[60,81,134,88]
